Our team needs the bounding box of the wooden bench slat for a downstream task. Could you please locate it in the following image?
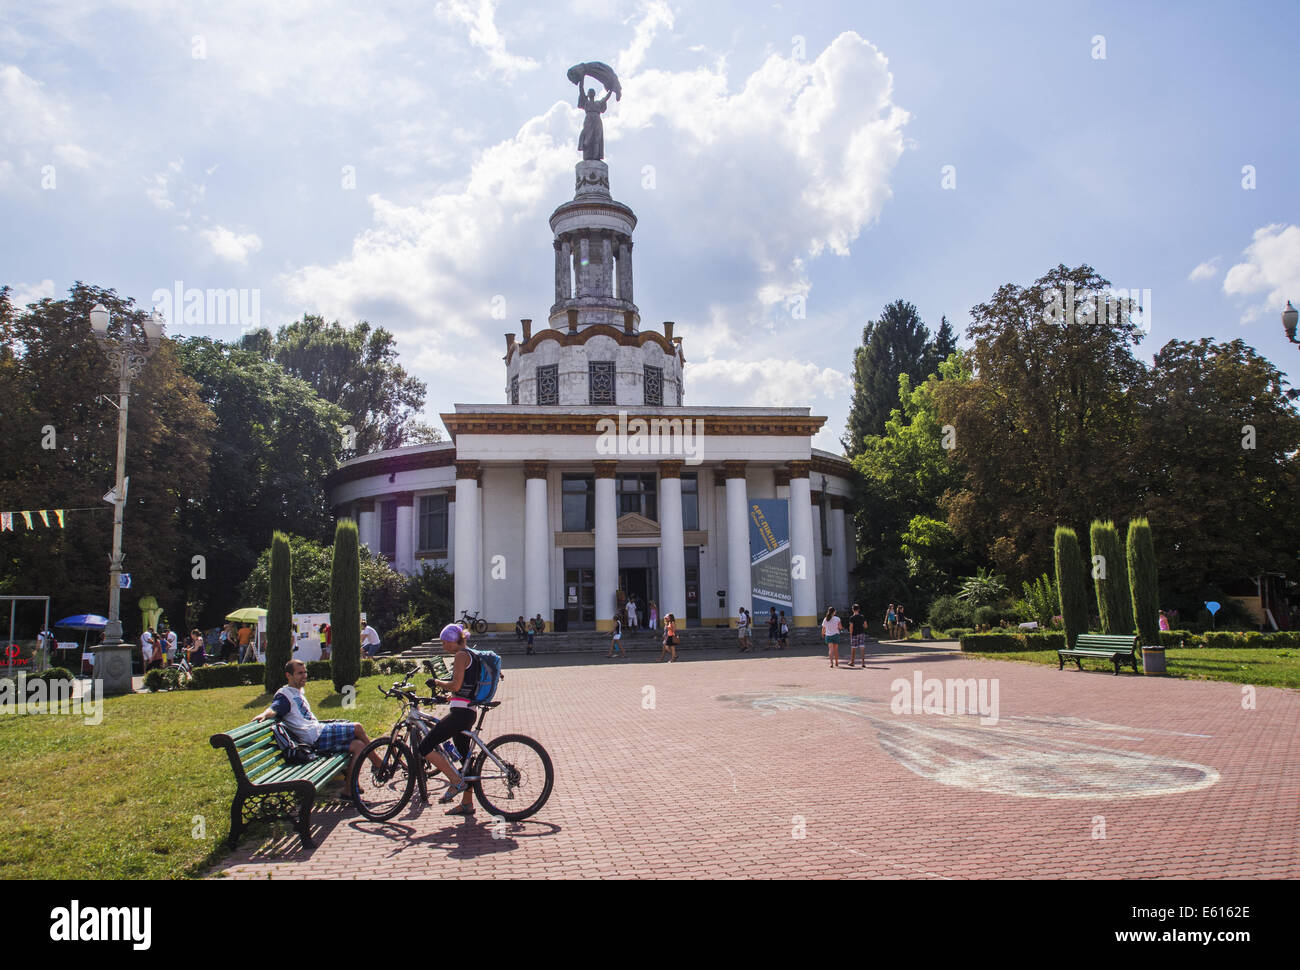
[1058,633,1140,675]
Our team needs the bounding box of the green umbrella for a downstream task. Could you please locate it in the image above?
[225,607,267,623]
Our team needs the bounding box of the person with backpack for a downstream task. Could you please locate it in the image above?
[421,623,502,815]
[253,659,382,778]
[607,611,628,659]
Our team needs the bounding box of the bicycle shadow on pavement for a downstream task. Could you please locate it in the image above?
[350,815,562,861]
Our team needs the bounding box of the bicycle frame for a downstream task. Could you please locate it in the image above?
[381,689,515,797]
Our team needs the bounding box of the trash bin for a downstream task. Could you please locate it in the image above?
[1142,645,1166,676]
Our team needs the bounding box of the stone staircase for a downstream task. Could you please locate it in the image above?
[395,624,832,659]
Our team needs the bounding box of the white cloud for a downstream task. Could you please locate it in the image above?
[1188,257,1219,282]
[617,0,675,77]
[438,0,539,79]
[1222,224,1300,324]
[0,64,92,190]
[686,357,851,408]
[9,279,56,307]
[202,226,264,265]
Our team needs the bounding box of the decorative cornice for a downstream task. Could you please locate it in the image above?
[440,411,826,442]
[810,454,854,480]
[787,460,811,479]
[721,460,748,480]
[523,460,549,480]
[506,324,681,365]
[454,460,480,479]
[617,512,660,536]
[325,447,457,489]
[593,460,618,479]
[774,468,791,487]
[658,459,683,479]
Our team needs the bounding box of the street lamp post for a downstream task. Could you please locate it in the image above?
[1283,301,1298,346]
[89,304,165,695]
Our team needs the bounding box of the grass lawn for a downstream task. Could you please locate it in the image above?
[0,672,399,880]
[964,648,1300,689]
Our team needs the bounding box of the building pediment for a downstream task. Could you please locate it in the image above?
[617,512,659,536]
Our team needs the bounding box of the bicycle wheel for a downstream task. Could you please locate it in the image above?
[473,618,488,635]
[350,737,416,822]
[472,734,554,821]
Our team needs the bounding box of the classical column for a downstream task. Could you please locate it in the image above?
[658,460,687,622]
[774,467,791,500]
[594,460,618,631]
[554,239,566,303]
[394,491,415,576]
[618,240,632,303]
[356,499,378,554]
[810,488,826,615]
[561,239,573,300]
[601,233,614,298]
[453,461,481,617]
[787,461,817,627]
[523,461,551,625]
[577,237,591,297]
[829,493,848,610]
[723,460,751,624]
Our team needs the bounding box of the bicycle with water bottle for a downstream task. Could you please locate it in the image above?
[349,666,553,822]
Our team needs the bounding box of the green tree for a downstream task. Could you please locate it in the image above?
[1090,520,1132,634]
[1127,517,1161,645]
[330,519,362,693]
[851,351,972,614]
[956,567,1008,607]
[935,265,1146,584]
[243,315,433,454]
[843,300,957,456]
[1133,338,1300,612]
[1055,526,1089,649]
[0,284,213,630]
[266,532,293,693]
[175,337,348,626]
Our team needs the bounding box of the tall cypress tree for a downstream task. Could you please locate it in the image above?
[1089,520,1132,634]
[1127,517,1160,645]
[330,519,362,693]
[265,531,294,693]
[1055,526,1089,650]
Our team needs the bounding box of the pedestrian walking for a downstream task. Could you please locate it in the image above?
[627,596,639,632]
[846,604,868,667]
[660,612,679,662]
[884,603,896,640]
[822,607,843,668]
[737,607,753,652]
[607,612,628,658]
[648,600,658,632]
[767,607,779,650]
[778,611,789,650]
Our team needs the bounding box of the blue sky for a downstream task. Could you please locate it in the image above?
[3,0,1297,452]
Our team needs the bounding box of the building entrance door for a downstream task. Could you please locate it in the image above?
[565,567,595,628]
[616,546,659,630]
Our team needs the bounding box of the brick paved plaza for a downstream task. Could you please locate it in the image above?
[212,643,1300,879]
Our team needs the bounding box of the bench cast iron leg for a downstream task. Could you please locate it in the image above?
[297,790,316,850]
[228,793,245,849]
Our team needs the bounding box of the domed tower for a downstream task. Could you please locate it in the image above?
[505,69,684,408]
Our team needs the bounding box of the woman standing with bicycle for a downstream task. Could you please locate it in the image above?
[418,624,481,816]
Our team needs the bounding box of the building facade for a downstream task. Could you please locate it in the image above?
[327,155,857,630]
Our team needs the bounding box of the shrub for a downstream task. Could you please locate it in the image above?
[1021,631,1066,651]
[959,633,1025,653]
[1055,526,1089,650]
[928,594,974,631]
[1021,574,1060,628]
[33,666,74,683]
[387,603,433,655]
[1126,517,1160,646]
[1159,630,1203,648]
[1090,520,1133,634]
[331,519,362,694]
[973,604,1001,628]
[361,659,375,678]
[944,627,975,639]
[305,661,333,681]
[1203,631,1243,650]
[957,568,1008,607]
[266,531,294,694]
[240,662,265,685]
[189,664,249,690]
[144,668,180,692]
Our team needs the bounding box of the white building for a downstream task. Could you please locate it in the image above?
[327,156,857,630]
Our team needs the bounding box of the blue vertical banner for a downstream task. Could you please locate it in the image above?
[749,500,792,617]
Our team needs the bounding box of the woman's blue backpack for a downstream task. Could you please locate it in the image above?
[467,648,503,704]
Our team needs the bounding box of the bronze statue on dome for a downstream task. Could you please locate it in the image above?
[568,62,622,161]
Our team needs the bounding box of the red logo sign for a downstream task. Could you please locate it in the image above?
[4,644,28,665]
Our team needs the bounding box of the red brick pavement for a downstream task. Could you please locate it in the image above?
[209,645,1300,879]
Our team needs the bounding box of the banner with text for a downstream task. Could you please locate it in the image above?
[749,499,792,619]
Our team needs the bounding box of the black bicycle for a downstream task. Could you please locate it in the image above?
[350,676,553,823]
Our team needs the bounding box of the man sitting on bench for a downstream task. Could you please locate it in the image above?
[254,660,381,776]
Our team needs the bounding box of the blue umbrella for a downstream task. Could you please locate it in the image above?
[53,615,110,669]
[55,615,109,631]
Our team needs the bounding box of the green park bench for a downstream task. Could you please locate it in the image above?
[1058,633,1141,676]
[209,720,351,850]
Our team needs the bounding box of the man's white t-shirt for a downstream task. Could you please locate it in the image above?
[166,631,178,658]
[141,632,154,660]
[272,685,322,744]
[361,625,380,647]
